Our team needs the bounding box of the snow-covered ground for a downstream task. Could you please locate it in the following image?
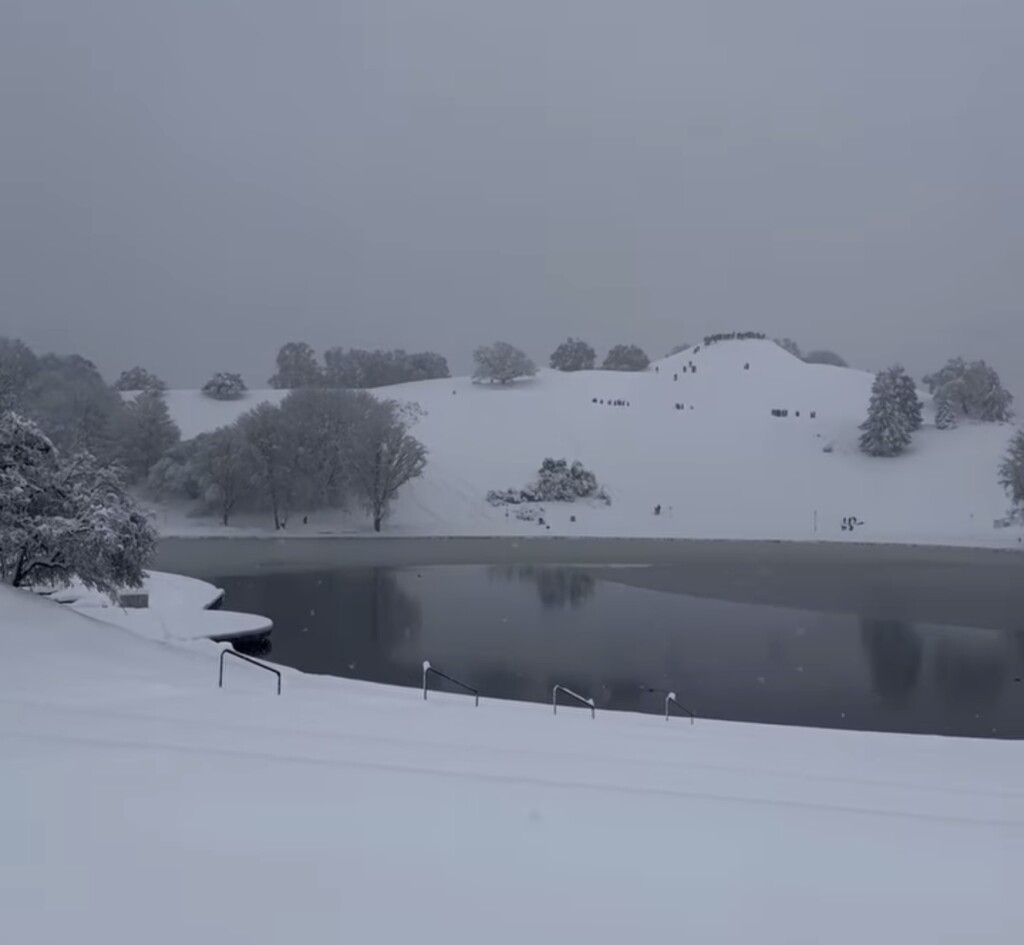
[158,340,1022,548]
[41,570,225,611]
[2,584,1022,943]
[35,571,271,643]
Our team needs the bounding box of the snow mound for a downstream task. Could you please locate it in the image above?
[159,340,1020,546]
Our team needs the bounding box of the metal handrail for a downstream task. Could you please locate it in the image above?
[665,691,694,724]
[552,684,595,719]
[422,661,480,707]
[218,648,282,695]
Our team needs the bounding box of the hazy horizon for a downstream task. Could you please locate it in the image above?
[3,1,1022,394]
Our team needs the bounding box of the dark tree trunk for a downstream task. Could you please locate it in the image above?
[373,515,382,532]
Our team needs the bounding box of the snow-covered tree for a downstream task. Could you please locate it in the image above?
[934,393,957,430]
[348,398,427,532]
[405,351,450,383]
[968,362,1014,422]
[923,357,1013,423]
[923,358,968,395]
[238,402,294,529]
[279,388,363,508]
[202,372,247,400]
[472,342,537,384]
[0,412,157,594]
[998,430,1024,511]
[22,353,124,460]
[890,365,923,432]
[145,438,204,501]
[0,337,40,412]
[113,366,167,392]
[602,344,650,372]
[774,337,802,358]
[550,338,596,372]
[192,426,252,526]
[803,349,848,367]
[859,367,914,457]
[117,390,181,482]
[269,341,323,389]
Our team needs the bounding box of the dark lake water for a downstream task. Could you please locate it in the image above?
[211,564,1024,738]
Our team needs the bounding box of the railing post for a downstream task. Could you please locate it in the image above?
[422,660,430,701]
[665,691,674,721]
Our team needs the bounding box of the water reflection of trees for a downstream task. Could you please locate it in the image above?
[488,566,597,610]
[859,619,923,704]
[932,636,1006,705]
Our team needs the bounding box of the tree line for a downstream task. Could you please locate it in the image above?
[147,389,426,531]
[0,336,427,534]
[269,341,451,390]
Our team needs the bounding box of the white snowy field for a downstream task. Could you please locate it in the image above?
[2,586,1023,944]
[158,340,1022,548]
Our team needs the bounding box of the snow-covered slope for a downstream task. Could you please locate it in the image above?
[2,584,1022,944]
[162,341,1019,546]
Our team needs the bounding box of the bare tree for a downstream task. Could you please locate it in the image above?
[193,426,252,526]
[349,399,427,532]
[238,403,294,529]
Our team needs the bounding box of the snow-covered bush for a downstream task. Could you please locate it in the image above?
[0,411,157,595]
[701,331,766,347]
[550,338,596,372]
[774,337,802,358]
[602,344,650,372]
[113,366,167,392]
[803,350,848,368]
[472,342,537,384]
[487,458,610,507]
[202,372,248,400]
[923,358,1013,423]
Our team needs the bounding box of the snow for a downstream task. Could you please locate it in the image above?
[34,571,270,643]
[157,341,1023,548]
[2,583,1022,943]
[42,569,225,611]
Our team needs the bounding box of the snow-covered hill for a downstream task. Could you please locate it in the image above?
[161,340,1019,546]
[3,584,1022,944]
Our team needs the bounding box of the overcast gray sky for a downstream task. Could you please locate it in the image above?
[2,0,1022,391]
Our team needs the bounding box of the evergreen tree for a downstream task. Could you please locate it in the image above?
[117,390,181,482]
[890,365,923,432]
[998,429,1024,510]
[934,393,957,430]
[859,367,913,457]
[550,338,596,372]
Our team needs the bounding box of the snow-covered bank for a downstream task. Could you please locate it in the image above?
[35,571,271,643]
[1,585,1022,943]
[42,570,225,611]
[157,340,1023,549]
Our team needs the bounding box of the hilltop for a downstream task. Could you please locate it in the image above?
[159,340,1018,546]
